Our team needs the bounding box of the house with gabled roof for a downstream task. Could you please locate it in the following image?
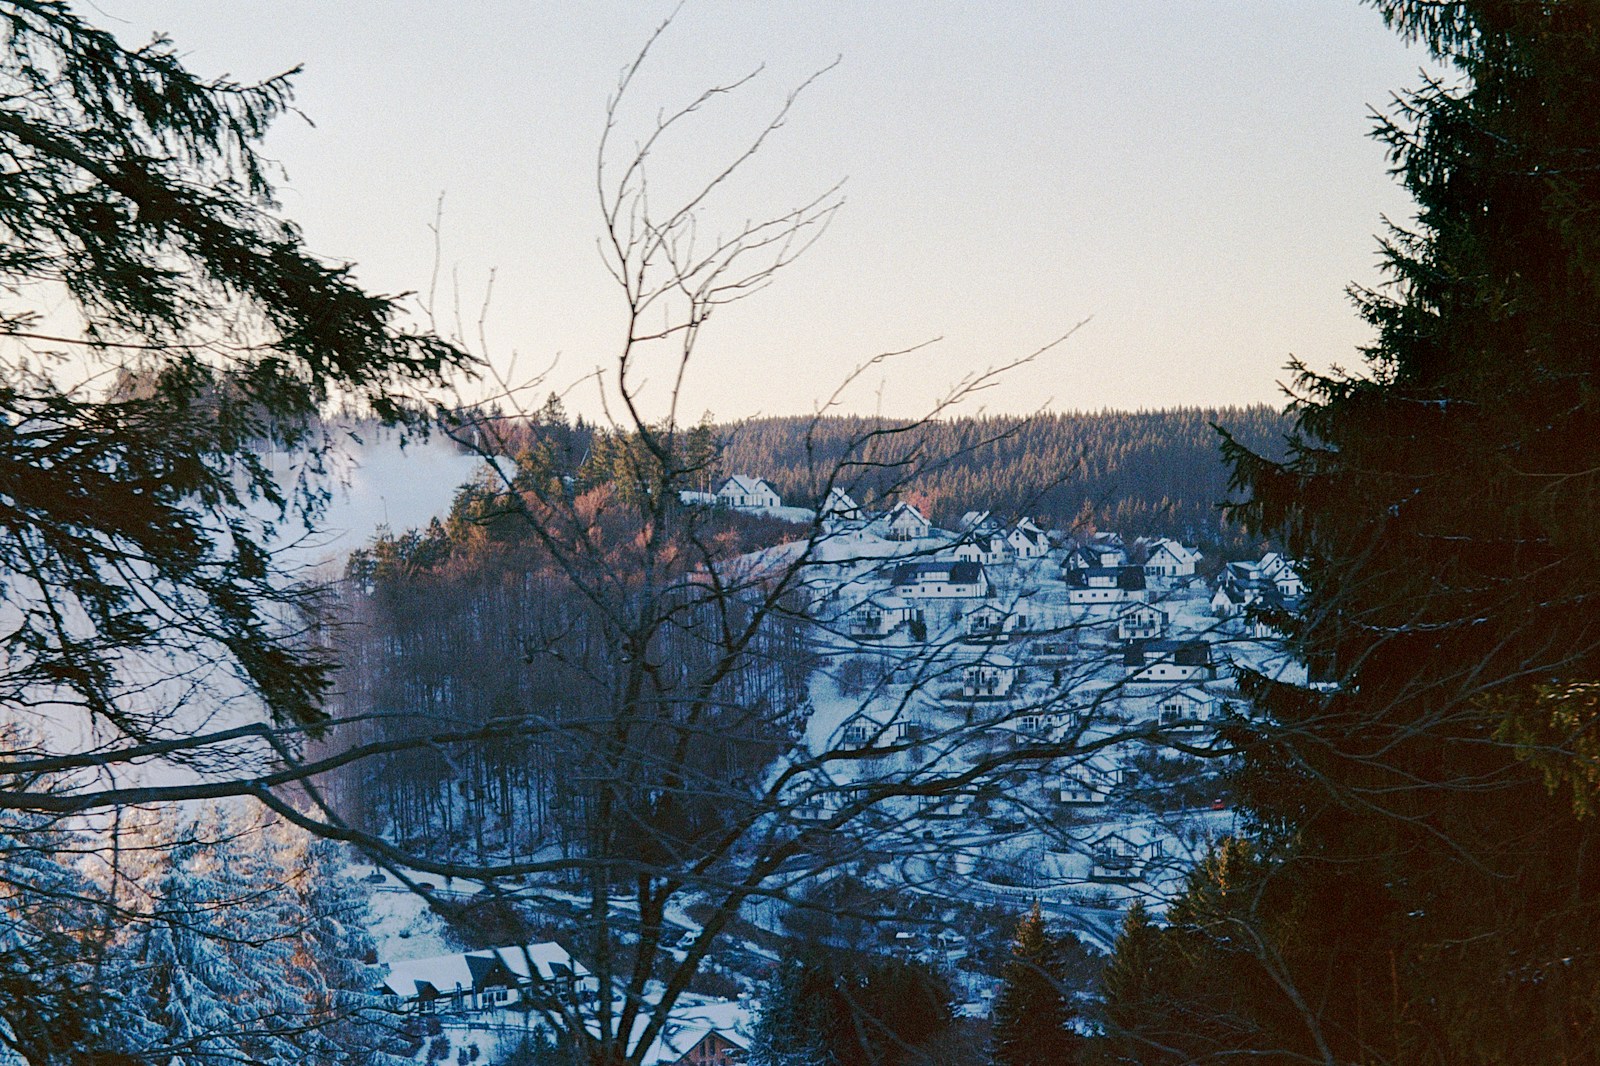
[1058,757,1117,806]
[890,560,988,599]
[1007,518,1049,559]
[1150,686,1221,733]
[715,475,781,510]
[1122,639,1217,683]
[1211,583,1248,618]
[963,654,1018,699]
[845,592,911,640]
[1064,565,1148,605]
[1116,602,1168,642]
[636,997,753,1066]
[819,486,862,521]
[1141,537,1201,579]
[381,942,595,1014]
[959,510,999,534]
[880,501,932,541]
[949,530,1011,566]
[1087,829,1165,883]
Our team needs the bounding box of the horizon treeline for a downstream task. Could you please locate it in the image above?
[715,406,1291,554]
[457,403,1292,557]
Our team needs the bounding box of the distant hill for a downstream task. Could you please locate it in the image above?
[715,407,1292,555]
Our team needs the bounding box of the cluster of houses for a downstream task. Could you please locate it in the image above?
[795,512,1309,892]
[1210,551,1304,619]
[695,492,1305,895]
[381,941,750,1065]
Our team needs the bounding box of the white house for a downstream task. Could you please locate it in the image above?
[1122,639,1218,683]
[963,601,1011,641]
[881,501,932,541]
[1261,553,1306,597]
[1116,602,1168,642]
[382,942,595,1014]
[1007,518,1049,559]
[845,593,911,639]
[963,654,1018,699]
[950,540,982,564]
[1211,584,1248,618]
[819,486,862,521]
[1071,532,1127,568]
[715,475,781,510]
[840,714,916,750]
[959,510,998,533]
[1065,566,1148,605]
[890,560,988,599]
[1221,554,1304,599]
[1058,761,1114,806]
[1258,551,1290,579]
[950,531,1010,566]
[1142,538,1201,579]
[1088,829,1165,883]
[1150,687,1220,732]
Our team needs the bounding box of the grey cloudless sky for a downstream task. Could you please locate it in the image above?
[97,1,1432,420]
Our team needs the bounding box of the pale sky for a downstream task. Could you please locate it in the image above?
[97,2,1432,421]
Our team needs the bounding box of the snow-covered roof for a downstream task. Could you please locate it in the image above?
[381,941,587,998]
[821,486,859,511]
[382,951,478,997]
[490,943,591,983]
[1146,538,1201,564]
[636,998,753,1066]
[1010,525,1045,546]
[718,474,772,496]
[884,501,929,524]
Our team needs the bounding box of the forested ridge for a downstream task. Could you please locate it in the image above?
[715,407,1290,551]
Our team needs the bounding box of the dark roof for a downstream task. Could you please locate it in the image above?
[890,561,985,586]
[1122,639,1213,667]
[464,954,516,989]
[1063,566,1146,590]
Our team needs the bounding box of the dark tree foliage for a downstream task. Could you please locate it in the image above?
[715,408,1289,553]
[751,951,954,1066]
[0,5,464,1056]
[990,903,1081,1066]
[332,443,814,869]
[1098,3,1600,1064]
[0,1,467,741]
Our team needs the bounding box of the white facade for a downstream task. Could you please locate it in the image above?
[382,943,596,1014]
[1069,586,1141,605]
[1008,519,1049,559]
[1123,641,1217,684]
[716,475,781,510]
[1059,763,1112,805]
[891,561,988,599]
[883,502,932,541]
[1116,603,1168,641]
[1088,831,1165,883]
[963,656,1017,699]
[1152,688,1218,731]
[1143,538,1200,578]
[820,486,861,521]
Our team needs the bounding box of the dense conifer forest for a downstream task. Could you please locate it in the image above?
[715,407,1291,552]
